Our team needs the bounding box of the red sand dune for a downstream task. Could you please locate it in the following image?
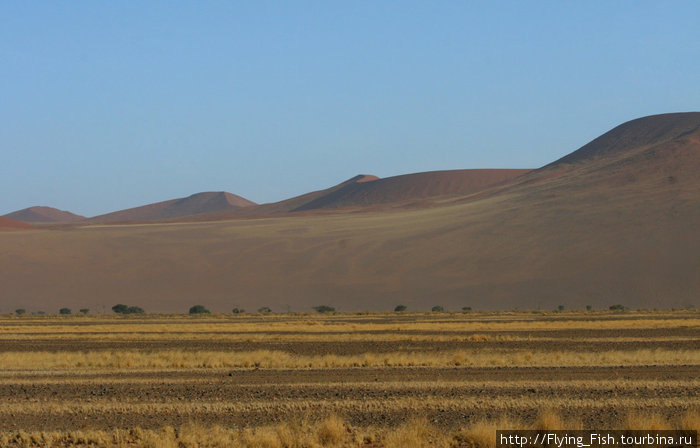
[1,113,698,312]
[291,169,531,212]
[202,170,529,220]
[4,206,85,223]
[0,216,35,230]
[90,191,257,223]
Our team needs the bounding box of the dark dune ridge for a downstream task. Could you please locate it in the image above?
[3,206,85,223]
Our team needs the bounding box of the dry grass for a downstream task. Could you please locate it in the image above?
[0,348,696,370]
[0,312,697,337]
[0,312,696,445]
[0,409,696,448]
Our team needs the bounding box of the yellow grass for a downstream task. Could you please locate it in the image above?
[0,348,696,370]
[0,317,697,336]
[0,409,696,448]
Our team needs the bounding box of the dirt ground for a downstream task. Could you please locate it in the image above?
[0,312,697,432]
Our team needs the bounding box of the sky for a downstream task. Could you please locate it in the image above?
[1,1,699,217]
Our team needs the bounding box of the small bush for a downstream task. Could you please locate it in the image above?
[232,308,245,314]
[394,305,407,312]
[462,306,472,312]
[557,305,565,311]
[609,304,627,311]
[112,304,145,315]
[312,305,335,313]
[59,308,71,315]
[586,305,593,311]
[15,309,26,316]
[189,305,210,315]
[431,305,444,312]
[112,304,129,314]
[79,308,90,315]
[258,306,271,314]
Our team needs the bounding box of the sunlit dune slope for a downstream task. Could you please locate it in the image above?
[0,216,35,231]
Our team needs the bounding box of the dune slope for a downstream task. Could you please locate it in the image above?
[0,216,35,231]
[0,113,697,312]
[4,206,85,223]
[90,192,256,222]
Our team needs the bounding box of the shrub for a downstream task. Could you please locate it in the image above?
[15,309,26,315]
[394,305,407,312]
[557,305,565,311]
[79,308,90,315]
[59,308,71,315]
[462,306,472,312]
[232,308,245,314]
[312,305,335,313]
[586,305,593,311]
[112,304,129,314]
[112,304,145,315]
[189,305,210,315]
[609,304,627,311]
[258,306,271,314]
[431,305,445,312]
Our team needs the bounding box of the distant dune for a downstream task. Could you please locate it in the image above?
[204,170,529,219]
[0,216,35,230]
[291,169,530,211]
[4,206,85,223]
[1,113,698,313]
[90,191,257,222]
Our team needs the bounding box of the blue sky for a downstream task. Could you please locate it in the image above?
[2,1,699,216]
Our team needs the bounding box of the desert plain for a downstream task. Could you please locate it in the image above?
[0,310,697,447]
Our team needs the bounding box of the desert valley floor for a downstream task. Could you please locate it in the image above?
[0,311,697,447]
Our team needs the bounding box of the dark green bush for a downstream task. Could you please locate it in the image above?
[189,305,210,314]
[609,304,627,311]
[59,308,71,315]
[312,305,335,313]
[431,306,444,312]
[112,304,129,314]
[15,309,26,315]
[394,305,407,312]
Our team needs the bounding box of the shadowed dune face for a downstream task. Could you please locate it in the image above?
[548,112,700,166]
[0,113,698,313]
[0,216,35,231]
[89,191,257,223]
[4,206,85,223]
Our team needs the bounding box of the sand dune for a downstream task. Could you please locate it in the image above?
[200,170,529,220]
[0,113,697,313]
[89,191,256,223]
[291,169,530,211]
[4,206,85,223]
[0,216,35,231]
